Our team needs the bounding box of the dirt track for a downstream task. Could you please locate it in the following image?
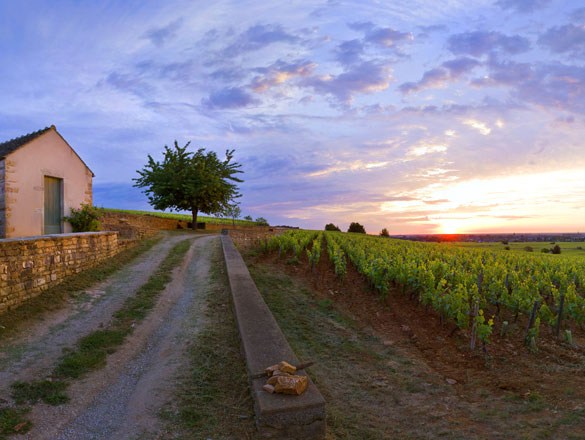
[0,232,219,439]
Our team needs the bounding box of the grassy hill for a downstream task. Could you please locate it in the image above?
[103,208,262,226]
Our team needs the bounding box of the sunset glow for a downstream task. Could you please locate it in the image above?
[1,0,583,234]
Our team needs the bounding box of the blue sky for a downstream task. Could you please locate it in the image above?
[1,0,584,233]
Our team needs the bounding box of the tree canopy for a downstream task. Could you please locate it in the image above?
[133,141,243,228]
[325,223,341,231]
[348,222,366,234]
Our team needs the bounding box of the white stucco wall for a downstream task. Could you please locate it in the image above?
[3,129,93,238]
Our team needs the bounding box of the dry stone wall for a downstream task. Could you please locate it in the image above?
[100,211,189,232]
[0,231,118,314]
[0,159,5,238]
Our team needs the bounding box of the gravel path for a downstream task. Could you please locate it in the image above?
[0,232,191,393]
[15,233,218,440]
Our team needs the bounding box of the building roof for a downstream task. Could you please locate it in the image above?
[0,125,94,176]
[0,126,53,158]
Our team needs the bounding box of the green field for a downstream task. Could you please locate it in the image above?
[103,208,262,226]
[451,241,585,257]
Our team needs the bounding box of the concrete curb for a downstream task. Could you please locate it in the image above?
[221,235,326,439]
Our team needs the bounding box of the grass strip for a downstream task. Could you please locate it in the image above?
[0,407,31,439]
[2,236,193,438]
[104,208,261,226]
[245,259,399,440]
[10,380,69,406]
[52,237,193,380]
[0,234,163,341]
[165,240,256,439]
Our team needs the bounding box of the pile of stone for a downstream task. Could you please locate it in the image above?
[261,361,309,396]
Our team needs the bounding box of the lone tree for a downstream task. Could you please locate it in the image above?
[348,222,366,234]
[224,203,242,226]
[379,228,390,237]
[134,141,243,229]
[325,223,341,231]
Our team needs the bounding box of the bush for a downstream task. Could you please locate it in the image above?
[63,204,102,232]
[348,222,366,234]
[380,228,390,237]
[502,240,509,245]
[325,223,341,232]
[541,248,549,253]
[504,246,510,250]
[524,246,534,252]
[255,217,269,226]
[551,245,561,254]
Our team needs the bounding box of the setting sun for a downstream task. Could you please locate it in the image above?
[439,220,462,234]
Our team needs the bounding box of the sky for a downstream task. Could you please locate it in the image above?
[1,0,584,234]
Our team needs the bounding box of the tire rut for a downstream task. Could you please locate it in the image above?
[21,234,217,440]
[0,232,191,395]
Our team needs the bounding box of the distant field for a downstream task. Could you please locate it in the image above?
[451,240,585,257]
[103,208,261,226]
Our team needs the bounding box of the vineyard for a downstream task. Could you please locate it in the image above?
[263,230,585,350]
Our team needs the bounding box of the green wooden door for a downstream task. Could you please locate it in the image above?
[44,176,62,234]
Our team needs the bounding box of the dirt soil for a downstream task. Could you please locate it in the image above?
[0,232,219,439]
[249,246,585,439]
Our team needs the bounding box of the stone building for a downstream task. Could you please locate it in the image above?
[0,126,94,238]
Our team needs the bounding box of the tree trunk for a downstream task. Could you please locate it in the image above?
[191,207,198,230]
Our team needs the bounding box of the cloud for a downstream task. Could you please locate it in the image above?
[495,0,551,13]
[571,7,585,22]
[471,56,533,86]
[514,63,585,113]
[250,59,316,92]
[463,119,491,135]
[223,24,299,56]
[348,21,413,47]
[202,87,259,109]
[447,31,531,56]
[538,24,585,56]
[336,39,365,65]
[399,57,480,94]
[102,72,154,96]
[143,18,184,47]
[301,61,392,103]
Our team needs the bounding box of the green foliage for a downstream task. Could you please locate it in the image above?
[244,215,253,221]
[11,380,69,406]
[325,223,341,232]
[274,229,585,348]
[524,246,534,252]
[133,142,243,227]
[223,204,242,226]
[379,228,390,237]
[255,217,269,226]
[63,204,102,232]
[347,222,366,234]
[552,245,562,254]
[0,407,31,436]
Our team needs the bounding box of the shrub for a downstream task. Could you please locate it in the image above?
[244,215,253,221]
[63,204,103,232]
[380,228,390,237]
[541,248,550,253]
[504,246,510,250]
[502,240,509,245]
[524,246,534,252]
[325,223,341,232]
[255,217,269,226]
[551,245,561,254]
[348,222,366,234]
